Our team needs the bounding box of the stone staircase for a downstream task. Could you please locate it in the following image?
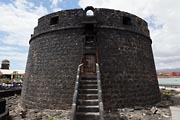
[71,64,104,120]
[75,76,100,120]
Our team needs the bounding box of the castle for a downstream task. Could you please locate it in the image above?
[21,6,160,119]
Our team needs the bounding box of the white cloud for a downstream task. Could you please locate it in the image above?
[0,46,18,51]
[0,0,48,46]
[50,0,61,7]
[52,7,62,12]
[79,0,180,70]
[0,0,48,69]
[50,0,62,12]
[0,49,28,70]
[0,51,27,62]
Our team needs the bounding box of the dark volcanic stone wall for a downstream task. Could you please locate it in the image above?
[95,8,160,111]
[21,9,84,109]
[22,7,160,110]
[98,29,160,110]
[95,9,160,111]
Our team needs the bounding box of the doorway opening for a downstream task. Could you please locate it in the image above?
[82,54,96,76]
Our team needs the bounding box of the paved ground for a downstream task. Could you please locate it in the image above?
[170,106,180,120]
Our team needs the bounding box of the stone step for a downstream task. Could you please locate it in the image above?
[79,84,98,89]
[79,89,98,94]
[79,84,98,86]
[78,94,98,100]
[81,78,97,80]
[81,76,97,80]
[80,79,97,82]
[77,106,99,112]
[76,112,99,120]
[79,80,97,85]
[78,99,99,106]
[80,78,97,81]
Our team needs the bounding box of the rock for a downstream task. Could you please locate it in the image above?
[145,111,152,115]
[151,106,158,114]
[142,113,146,116]
[126,108,134,112]
[5,95,71,120]
[171,94,180,105]
[134,106,143,110]
[20,110,26,118]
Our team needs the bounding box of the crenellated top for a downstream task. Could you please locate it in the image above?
[31,7,150,42]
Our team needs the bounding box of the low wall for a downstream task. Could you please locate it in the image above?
[0,109,9,120]
[0,99,9,120]
[0,88,21,98]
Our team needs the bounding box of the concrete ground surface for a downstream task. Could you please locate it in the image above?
[170,106,180,120]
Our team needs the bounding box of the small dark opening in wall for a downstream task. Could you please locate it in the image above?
[50,16,59,25]
[123,16,132,25]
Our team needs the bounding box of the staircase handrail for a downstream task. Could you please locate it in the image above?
[71,63,83,120]
[96,63,104,120]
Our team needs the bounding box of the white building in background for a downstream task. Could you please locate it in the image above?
[0,59,25,80]
[0,69,25,80]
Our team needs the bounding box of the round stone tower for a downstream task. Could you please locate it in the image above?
[21,7,160,111]
[1,59,10,69]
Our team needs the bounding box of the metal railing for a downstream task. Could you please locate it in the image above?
[96,63,104,120]
[70,64,83,120]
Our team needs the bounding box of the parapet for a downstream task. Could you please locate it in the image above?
[31,8,149,42]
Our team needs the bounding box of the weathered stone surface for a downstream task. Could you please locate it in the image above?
[4,95,172,120]
[21,7,160,110]
[98,28,160,111]
[22,29,83,109]
[6,95,71,120]
[171,94,180,105]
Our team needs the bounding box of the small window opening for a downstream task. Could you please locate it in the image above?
[123,16,132,25]
[50,16,59,25]
[86,10,94,16]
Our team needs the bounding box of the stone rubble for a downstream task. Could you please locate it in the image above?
[5,95,71,120]
[104,106,171,120]
[5,95,172,120]
[118,107,171,120]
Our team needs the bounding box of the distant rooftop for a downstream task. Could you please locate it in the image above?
[0,69,25,75]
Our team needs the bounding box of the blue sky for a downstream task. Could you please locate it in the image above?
[0,0,180,70]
